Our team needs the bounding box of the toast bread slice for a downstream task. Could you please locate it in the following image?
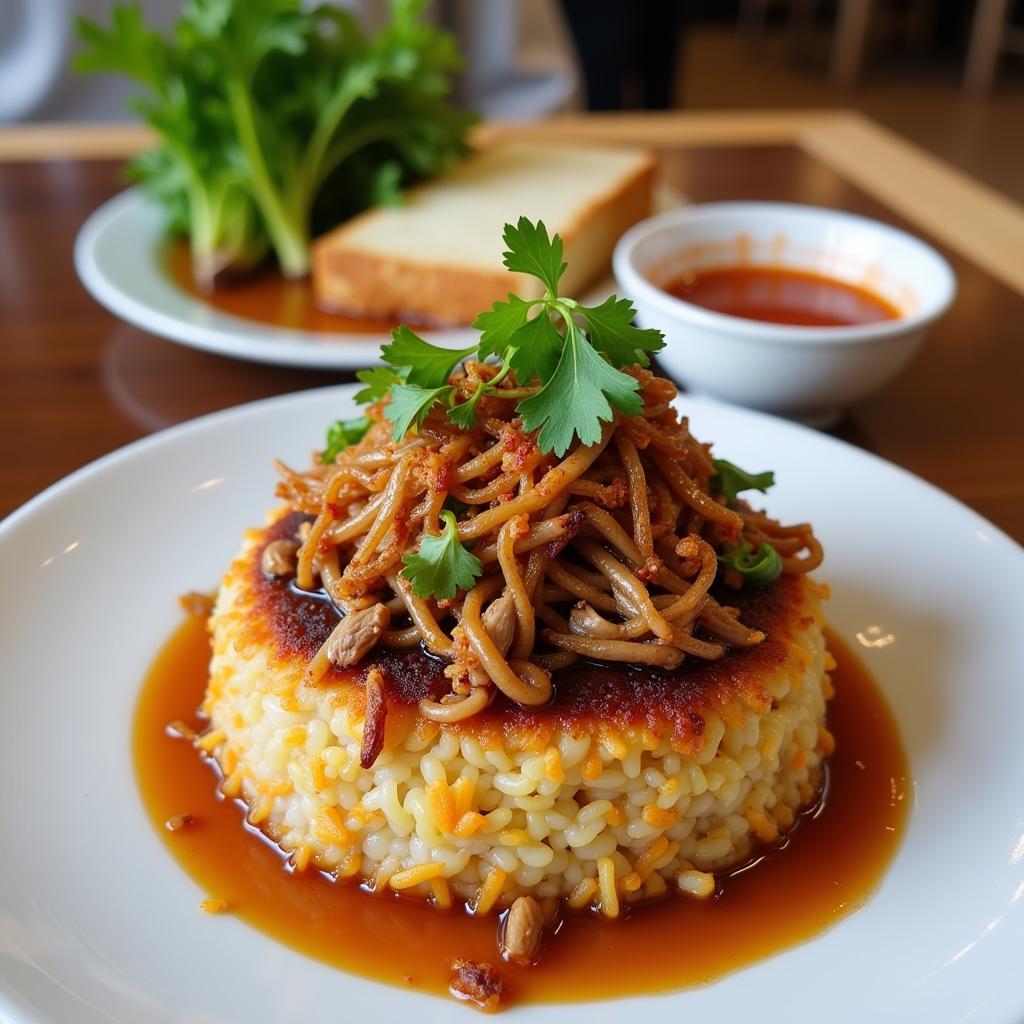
[312,142,656,324]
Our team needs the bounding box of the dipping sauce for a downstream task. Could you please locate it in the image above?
[134,614,909,1006]
[164,239,439,335]
[664,266,902,327]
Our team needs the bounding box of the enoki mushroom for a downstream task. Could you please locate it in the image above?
[272,365,821,721]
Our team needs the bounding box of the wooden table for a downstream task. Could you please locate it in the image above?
[1,111,1021,541]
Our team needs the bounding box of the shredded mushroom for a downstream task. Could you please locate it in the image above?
[266,364,821,720]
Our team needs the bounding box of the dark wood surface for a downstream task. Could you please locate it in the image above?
[1,147,1021,541]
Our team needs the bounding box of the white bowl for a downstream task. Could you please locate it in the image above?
[612,202,956,425]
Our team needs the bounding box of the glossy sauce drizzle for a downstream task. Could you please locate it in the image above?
[164,240,438,335]
[134,617,908,1006]
[663,266,902,327]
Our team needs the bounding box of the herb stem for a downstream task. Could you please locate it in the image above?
[298,72,375,215]
[313,119,406,194]
[226,76,309,278]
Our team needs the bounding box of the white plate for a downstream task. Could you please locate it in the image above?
[1,388,1022,1023]
[73,189,623,371]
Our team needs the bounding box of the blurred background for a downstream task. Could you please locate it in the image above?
[2,0,1022,201]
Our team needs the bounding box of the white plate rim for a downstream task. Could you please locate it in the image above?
[72,189,481,370]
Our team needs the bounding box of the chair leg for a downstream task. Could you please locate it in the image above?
[739,0,771,53]
[830,0,874,88]
[964,0,1010,97]
[787,0,820,61]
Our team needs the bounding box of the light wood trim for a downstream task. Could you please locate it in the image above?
[475,110,833,146]
[0,110,828,160]
[0,123,154,161]
[3,111,1023,296]
[799,112,1024,296]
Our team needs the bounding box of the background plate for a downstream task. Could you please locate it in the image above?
[73,189,630,371]
[1,388,1022,1023]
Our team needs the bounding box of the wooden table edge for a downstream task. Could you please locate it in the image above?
[2,110,1022,297]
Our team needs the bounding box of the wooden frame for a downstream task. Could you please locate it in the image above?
[3,110,1022,296]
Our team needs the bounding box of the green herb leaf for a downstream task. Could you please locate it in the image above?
[518,321,642,456]
[579,295,664,368]
[718,541,782,587]
[355,366,399,404]
[447,385,485,430]
[508,309,564,385]
[500,217,566,297]
[321,414,373,463]
[387,382,452,441]
[73,7,167,90]
[382,324,475,388]
[400,509,482,600]
[710,459,776,506]
[473,294,537,362]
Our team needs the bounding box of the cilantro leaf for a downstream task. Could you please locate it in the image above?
[473,294,536,362]
[400,510,482,600]
[321,414,372,463]
[508,309,564,385]
[387,382,452,441]
[710,459,775,506]
[518,321,642,456]
[580,295,665,368]
[382,325,475,388]
[718,541,782,587]
[447,385,485,430]
[501,217,566,297]
[355,367,399,404]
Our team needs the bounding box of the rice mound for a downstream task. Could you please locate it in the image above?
[201,516,833,913]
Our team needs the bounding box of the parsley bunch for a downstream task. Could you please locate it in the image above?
[352,217,665,456]
[75,0,472,287]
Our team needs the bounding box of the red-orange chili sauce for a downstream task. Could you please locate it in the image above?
[664,266,902,327]
[134,616,908,1006]
[164,239,440,335]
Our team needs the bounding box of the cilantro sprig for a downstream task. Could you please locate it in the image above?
[400,511,482,600]
[357,217,665,454]
[324,217,668,600]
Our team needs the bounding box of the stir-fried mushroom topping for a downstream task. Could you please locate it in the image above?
[499,896,545,967]
[261,538,300,577]
[449,959,504,1013]
[481,592,516,658]
[326,603,391,668]
[359,668,388,769]
[568,601,621,639]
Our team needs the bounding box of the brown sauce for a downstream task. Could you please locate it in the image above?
[663,266,902,327]
[164,239,440,335]
[250,512,816,751]
[134,614,908,1005]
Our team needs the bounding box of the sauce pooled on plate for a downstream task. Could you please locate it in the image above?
[134,612,909,1007]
